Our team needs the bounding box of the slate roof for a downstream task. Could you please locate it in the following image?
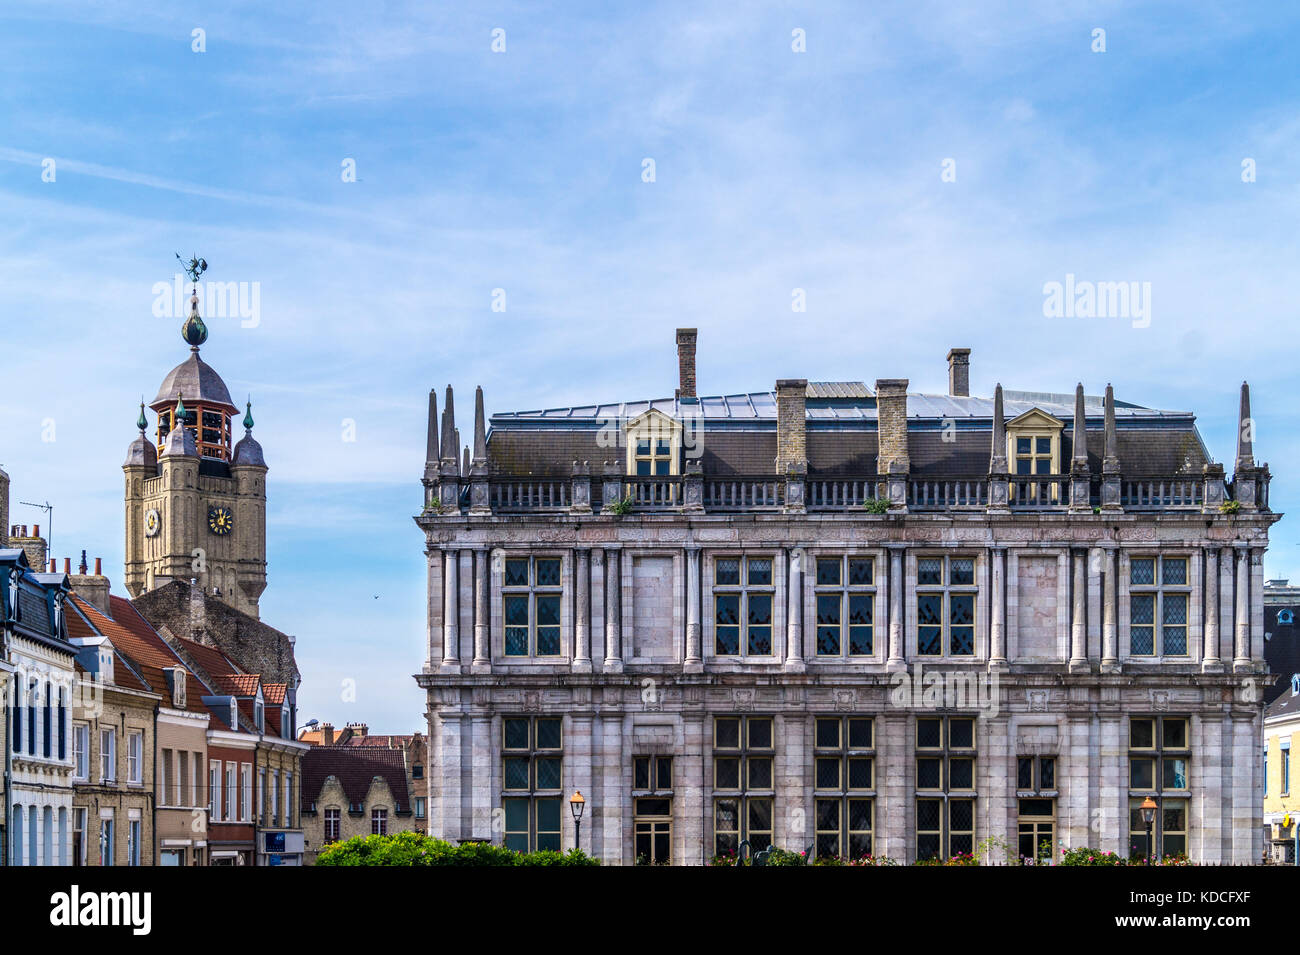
[301,747,411,813]
[485,388,1210,478]
[151,351,236,410]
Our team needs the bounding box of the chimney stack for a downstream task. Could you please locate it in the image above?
[875,379,911,475]
[947,348,971,397]
[775,379,808,475]
[320,722,335,746]
[11,524,47,574]
[71,555,112,617]
[676,328,698,400]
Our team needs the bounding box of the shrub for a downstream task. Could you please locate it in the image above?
[1059,846,1128,866]
[1219,500,1242,514]
[763,848,808,866]
[862,498,890,514]
[315,832,599,866]
[608,495,634,516]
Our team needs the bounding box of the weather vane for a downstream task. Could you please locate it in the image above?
[176,252,207,287]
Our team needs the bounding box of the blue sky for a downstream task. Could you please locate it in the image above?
[2,1,1298,733]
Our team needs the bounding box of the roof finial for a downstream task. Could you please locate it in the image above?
[137,398,148,434]
[1071,383,1089,468]
[989,383,1007,473]
[1103,383,1119,473]
[176,253,208,351]
[176,392,187,420]
[1235,381,1254,472]
[243,397,255,431]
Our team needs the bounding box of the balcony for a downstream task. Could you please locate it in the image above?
[435,466,1263,517]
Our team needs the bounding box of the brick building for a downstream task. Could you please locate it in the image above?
[416,331,1277,864]
[66,595,159,866]
[300,745,417,863]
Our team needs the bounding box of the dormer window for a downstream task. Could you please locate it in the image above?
[255,701,264,733]
[1005,409,1064,476]
[1291,674,1299,697]
[624,409,682,477]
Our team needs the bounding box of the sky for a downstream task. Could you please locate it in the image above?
[1,1,1298,734]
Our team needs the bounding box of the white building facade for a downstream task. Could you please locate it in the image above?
[415,337,1277,865]
[3,549,77,866]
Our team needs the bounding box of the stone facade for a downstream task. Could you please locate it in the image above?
[415,336,1277,865]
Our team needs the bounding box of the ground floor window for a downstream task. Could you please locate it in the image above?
[503,796,561,853]
[634,797,672,865]
[160,849,184,866]
[714,797,773,857]
[1017,799,1055,862]
[917,798,974,861]
[1129,798,1188,860]
[815,797,873,860]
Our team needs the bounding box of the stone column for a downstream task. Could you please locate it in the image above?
[441,550,460,669]
[1101,547,1119,671]
[1233,545,1250,670]
[1069,550,1088,671]
[472,549,490,668]
[887,546,905,669]
[684,547,702,670]
[1251,546,1265,665]
[785,547,805,671]
[989,547,1007,667]
[574,549,592,671]
[604,548,623,671]
[1202,547,1221,670]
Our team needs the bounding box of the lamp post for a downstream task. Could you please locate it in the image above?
[1140,796,1158,866]
[570,790,586,852]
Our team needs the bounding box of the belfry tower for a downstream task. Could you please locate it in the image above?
[123,258,268,618]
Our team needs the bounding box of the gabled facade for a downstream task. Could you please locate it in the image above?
[300,746,416,863]
[416,331,1277,865]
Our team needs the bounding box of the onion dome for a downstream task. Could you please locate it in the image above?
[232,399,266,468]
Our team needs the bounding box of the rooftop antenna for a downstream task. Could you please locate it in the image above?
[19,500,53,559]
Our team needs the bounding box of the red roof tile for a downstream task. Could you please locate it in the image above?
[67,596,155,694]
[216,673,261,697]
[263,683,287,705]
[105,596,215,716]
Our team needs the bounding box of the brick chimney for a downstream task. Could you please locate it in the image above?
[319,722,335,746]
[775,379,809,475]
[947,348,971,397]
[675,328,698,399]
[10,524,47,575]
[875,379,911,474]
[70,553,112,618]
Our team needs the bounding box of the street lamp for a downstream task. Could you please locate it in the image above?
[569,791,586,851]
[1139,796,1158,866]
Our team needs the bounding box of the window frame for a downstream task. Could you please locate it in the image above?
[712,715,775,857]
[1127,715,1192,861]
[813,555,877,659]
[1127,555,1192,658]
[914,555,979,657]
[501,715,564,853]
[914,715,978,861]
[502,555,565,659]
[812,715,875,861]
[712,556,777,658]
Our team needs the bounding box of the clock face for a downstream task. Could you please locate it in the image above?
[144,509,161,538]
[208,505,234,536]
